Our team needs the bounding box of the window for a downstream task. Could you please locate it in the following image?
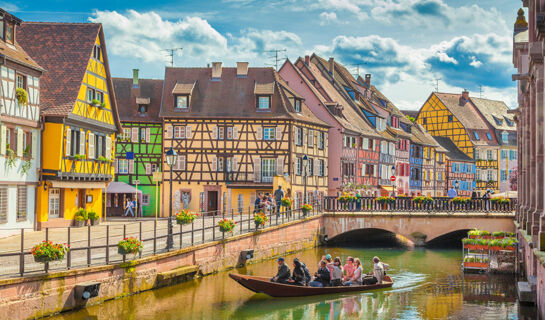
[16,74,26,89]
[142,194,150,206]
[501,131,509,143]
[176,95,188,109]
[70,129,81,156]
[5,22,13,44]
[93,45,101,60]
[174,126,185,139]
[95,135,105,158]
[448,115,453,122]
[486,132,492,140]
[296,127,303,145]
[257,96,270,109]
[487,170,494,181]
[473,132,479,140]
[307,129,313,147]
[218,126,225,140]
[263,127,275,140]
[261,158,276,182]
[217,158,224,171]
[509,150,517,160]
[318,132,325,149]
[501,170,507,181]
[369,139,374,150]
[138,105,147,115]
[0,187,7,223]
[422,118,427,125]
[296,157,302,175]
[48,188,60,219]
[319,159,325,176]
[0,20,3,41]
[226,127,234,140]
[237,194,244,213]
[308,158,313,176]
[486,150,493,160]
[96,91,104,103]
[294,99,301,113]
[121,128,131,140]
[140,128,147,142]
[118,159,129,174]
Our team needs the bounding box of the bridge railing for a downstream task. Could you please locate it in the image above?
[323,196,517,213]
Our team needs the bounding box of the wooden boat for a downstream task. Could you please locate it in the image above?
[229,273,393,297]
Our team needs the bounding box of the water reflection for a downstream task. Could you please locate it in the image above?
[50,247,536,320]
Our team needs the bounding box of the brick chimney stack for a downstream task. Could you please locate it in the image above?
[211,62,222,80]
[305,55,310,65]
[329,57,335,79]
[132,69,139,88]
[365,74,371,86]
[459,89,470,106]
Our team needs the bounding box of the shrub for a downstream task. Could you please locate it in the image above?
[75,208,88,220]
[87,210,99,221]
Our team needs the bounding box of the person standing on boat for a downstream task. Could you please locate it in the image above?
[372,256,389,284]
[289,258,306,286]
[343,258,363,286]
[343,257,355,282]
[330,257,344,286]
[309,260,331,287]
[271,257,290,284]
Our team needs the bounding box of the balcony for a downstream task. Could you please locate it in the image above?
[476,160,498,169]
[58,157,113,181]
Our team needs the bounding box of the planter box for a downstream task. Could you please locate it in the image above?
[90,219,100,226]
[73,220,86,227]
[464,244,488,250]
[33,255,62,263]
[118,247,139,255]
[176,219,192,225]
[464,262,488,268]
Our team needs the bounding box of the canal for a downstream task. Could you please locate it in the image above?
[51,247,537,320]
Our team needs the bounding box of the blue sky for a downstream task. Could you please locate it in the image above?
[5,0,520,109]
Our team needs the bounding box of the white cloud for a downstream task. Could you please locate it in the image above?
[319,12,338,25]
[469,56,482,68]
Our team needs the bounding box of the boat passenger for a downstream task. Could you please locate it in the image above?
[300,261,311,285]
[343,258,363,286]
[330,257,343,286]
[309,260,331,287]
[343,257,355,282]
[270,257,291,284]
[373,256,389,284]
[289,258,306,286]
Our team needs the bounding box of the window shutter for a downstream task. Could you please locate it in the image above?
[105,136,111,159]
[114,159,118,173]
[303,129,307,147]
[324,160,328,177]
[165,124,173,139]
[65,127,71,156]
[276,156,284,175]
[180,155,186,170]
[493,151,497,160]
[212,126,218,139]
[145,163,151,175]
[232,156,238,172]
[0,125,5,155]
[16,128,23,157]
[131,128,138,142]
[361,163,365,176]
[88,133,95,159]
[325,133,328,150]
[253,156,261,182]
[233,126,239,139]
[185,125,192,139]
[275,126,282,141]
[211,156,217,171]
[493,171,497,180]
[256,126,262,140]
[128,159,134,174]
[146,128,151,143]
[78,130,85,156]
[31,131,37,159]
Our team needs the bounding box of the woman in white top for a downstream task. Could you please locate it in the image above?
[330,257,344,286]
[343,258,363,286]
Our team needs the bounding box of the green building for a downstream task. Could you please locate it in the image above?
[112,71,163,217]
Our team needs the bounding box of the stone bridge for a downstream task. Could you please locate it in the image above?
[322,212,515,246]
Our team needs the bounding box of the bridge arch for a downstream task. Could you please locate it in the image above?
[327,228,403,247]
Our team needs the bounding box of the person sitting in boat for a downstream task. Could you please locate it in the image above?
[372,256,389,284]
[330,257,344,286]
[343,258,363,286]
[271,257,291,284]
[309,260,331,287]
[288,258,306,286]
[343,257,355,282]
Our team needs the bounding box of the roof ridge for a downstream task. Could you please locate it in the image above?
[22,21,101,26]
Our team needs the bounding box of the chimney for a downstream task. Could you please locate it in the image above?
[305,55,310,65]
[211,62,222,80]
[459,89,470,106]
[328,57,335,78]
[132,69,139,88]
[365,74,371,86]
[236,62,249,78]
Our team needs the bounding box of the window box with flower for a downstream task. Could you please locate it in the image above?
[218,219,236,233]
[31,240,70,263]
[176,210,198,225]
[118,237,143,255]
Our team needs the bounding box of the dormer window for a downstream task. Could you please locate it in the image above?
[138,105,147,115]
[294,99,301,113]
[473,131,480,140]
[176,95,188,109]
[5,22,13,44]
[257,96,271,109]
[501,131,509,143]
[486,132,492,140]
[0,18,4,41]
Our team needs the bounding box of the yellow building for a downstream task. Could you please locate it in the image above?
[18,23,121,227]
[159,63,328,214]
[416,91,501,193]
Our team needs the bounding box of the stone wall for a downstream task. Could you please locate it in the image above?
[0,216,322,319]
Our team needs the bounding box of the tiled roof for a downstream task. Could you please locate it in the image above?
[434,136,474,162]
[113,78,164,123]
[17,22,99,117]
[159,66,328,127]
[411,123,447,152]
[470,97,516,131]
[1,36,43,72]
[434,93,490,131]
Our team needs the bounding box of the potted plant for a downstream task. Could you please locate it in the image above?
[30,240,69,263]
[176,210,198,225]
[281,197,292,208]
[16,87,28,106]
[88,210,100,226]
[90,99,101,107]
[99,102,107,109]
[462,238,476,250]
[118,237,143,255]
[5,146,16,169]
[464,256,488,269]
[218,219,236,233]
[73,154,86,160]
[492,231,505,239]
[74,208,88,227]
[301,203,313,216]
[253,211,268,229]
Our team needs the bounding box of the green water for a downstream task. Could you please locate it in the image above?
[51,247,537,320]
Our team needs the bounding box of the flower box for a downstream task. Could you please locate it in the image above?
[117,237,143,255]
[33,255,62,263]
[31,241,69,263]
[464,262,488,268]
[176,210,198,225]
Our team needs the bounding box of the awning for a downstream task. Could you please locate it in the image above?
[380,186,395,191]
[172,82,196,95]
[105,181,142,194]
[254,82,275,95]
[136,97,150,105]
[50,181,107,189]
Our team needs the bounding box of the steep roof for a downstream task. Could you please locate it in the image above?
[434,136,474,162]
[113,78,164,123]
[159,66,327,127]
[0,10,43,72]
[470,97,516,131]
[411,122,447,152]
[433,92,490,130]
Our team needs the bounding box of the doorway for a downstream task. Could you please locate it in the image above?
[207,191,218,213]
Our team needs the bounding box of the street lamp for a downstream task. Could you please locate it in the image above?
[302,155,308,204]
[165,147,177,250]
[391,165,396,197]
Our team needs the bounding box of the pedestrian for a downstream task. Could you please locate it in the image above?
[274,186,284,216]
[254,193,262,213]
[447,186,457,199]
[483,190,491,212]
[471,188,479,209]
[124,197,134,217]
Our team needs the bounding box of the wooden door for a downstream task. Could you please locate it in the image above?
[207,191,218,213]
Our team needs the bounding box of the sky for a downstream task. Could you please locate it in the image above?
[5,0,521,110]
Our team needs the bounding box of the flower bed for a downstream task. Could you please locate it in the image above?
[118,237,143,255]
[31,241,70,263]
[176,210,198,225]
[219,219,236,233]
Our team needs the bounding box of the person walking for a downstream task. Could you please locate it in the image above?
[254,193,262,213]
[124,197,134,217]
[483,190,491,213]
[274,186,284,217]
[471,188,479,210]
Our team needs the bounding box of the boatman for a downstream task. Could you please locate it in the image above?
[271,257,291,284]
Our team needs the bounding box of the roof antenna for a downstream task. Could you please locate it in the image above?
[162,48,183,67]
[264,49,287,70]
[433,78,441,92]
[479,85,484,98]
[351,63,367,77]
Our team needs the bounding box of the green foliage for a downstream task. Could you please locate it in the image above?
[31,241,69,263]
[73,154,86,160]
[20,159,32,175]
[5,147,16,169]
[87,210,99,221]
[16,88,28,105]
[118,237,143,255]
[405,115,415,123]
[75,207,88,221]
[375,196,395,204]
[91,99,101,106]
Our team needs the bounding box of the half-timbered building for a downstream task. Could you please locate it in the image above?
[160,63,328,214]
[411,123,447,196]
[0,10,43,235]
[18,22,121,227]
[112,70,163,217]
[434,137,475,197]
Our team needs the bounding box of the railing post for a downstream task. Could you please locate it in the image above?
[139,222,143,259]
[213,211,216,240]
[123,224,126,263]
[87,225,91,267]
[45,227,49,273]
[248,206,251,231]
[153,220,157,254]
[180,223,183,249]
[202,213,205,244]
[191,217,194,246]
[67,227,71,270]
[19,228,24,277]
[106,225,110,265]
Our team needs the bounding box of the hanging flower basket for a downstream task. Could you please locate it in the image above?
[254,211,268,229]
[176,210,198,225]
[16,88,28,106]
[118,237,143,255]
[301,203,313,216]
[281,197,292,207]
[218,219,236,233]
[31,241,69,263]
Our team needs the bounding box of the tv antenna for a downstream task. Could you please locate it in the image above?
[162,48,183,67]
[351,63,367,77]
[479,85,484,98]
[433,78,441,92]
[264,49,287,70]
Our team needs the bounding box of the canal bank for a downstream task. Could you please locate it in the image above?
[0,216,323,319]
